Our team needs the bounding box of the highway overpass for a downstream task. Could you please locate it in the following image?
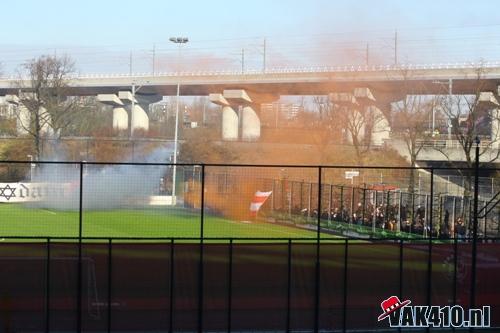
[1,62,500,141]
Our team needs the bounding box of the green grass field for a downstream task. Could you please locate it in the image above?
[0,203,328,239]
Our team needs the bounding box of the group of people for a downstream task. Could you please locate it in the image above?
[282,202,470,238]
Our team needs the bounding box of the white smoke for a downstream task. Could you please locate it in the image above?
[27,146,173,211]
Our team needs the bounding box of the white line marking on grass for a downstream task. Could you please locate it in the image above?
[42,209,57,215]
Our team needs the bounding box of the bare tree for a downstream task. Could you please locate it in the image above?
[310,95,343,164]
[331,92,387,166]
[436,65,500,194]
[391,70,435,193]
[14,55,81,160]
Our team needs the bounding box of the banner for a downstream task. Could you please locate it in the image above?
[0,182,71,203]
[249,190,272,216]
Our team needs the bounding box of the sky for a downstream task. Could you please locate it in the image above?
[1,0,500,74]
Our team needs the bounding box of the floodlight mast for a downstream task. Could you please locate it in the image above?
[169,36,189,202]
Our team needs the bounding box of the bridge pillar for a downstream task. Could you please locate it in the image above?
[491,108,499,148]
[112,107,129,130]
[354,88,390,145]
[370,106,391,146]
[97,94,127,130]
[16,105,53,136]
[330,88,391,147]
[209,93,239,141]
[98,92,151,132]
[222,106,239,140]
[210,90,276,141]
[131,104,149,132]
[118,91,149,133]
[11,96,53,136]
[17,105,30,135]
[241,105,260,141]
[478,92,500,148]
[1,94,27,136]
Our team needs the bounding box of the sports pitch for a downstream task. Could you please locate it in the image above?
[0,204,327,239]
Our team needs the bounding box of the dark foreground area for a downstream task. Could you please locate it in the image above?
[0,240,499,332]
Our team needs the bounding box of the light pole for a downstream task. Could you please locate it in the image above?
[169,36,189,201]
[27,154,34,181]
[432,79,453,137]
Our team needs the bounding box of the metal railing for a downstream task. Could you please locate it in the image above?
[2,61,500,80]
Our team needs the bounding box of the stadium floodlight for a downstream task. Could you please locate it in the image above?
[170,37,188,44]
[169,36,189,202]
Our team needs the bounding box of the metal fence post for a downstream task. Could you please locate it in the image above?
[399,238,403,333]
[340,186,344,222]
[314,167,322,333]
[426,168,434,308]
[342,239,348,333]
[45,237,51,333]
[169,238,175,333]
[453,236,458,307]
[197,165,206,333]
[107,238,112,333]
[328,184,333,223]
[286,239,292,333]
[227,238,233,333]
[362,187,366,226]
[470,138,481,309]
[399,239,403,298]
[77,161,83,333]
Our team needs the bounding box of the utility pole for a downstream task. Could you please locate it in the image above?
[152,44,156,75]
[263,38,267,73]
[131,82,136,137]
[129,51,133,75]
[365,43,369,66]
[394,30,398,65]
[241,48,245,74]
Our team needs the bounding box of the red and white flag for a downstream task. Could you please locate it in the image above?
[249,190,272,216]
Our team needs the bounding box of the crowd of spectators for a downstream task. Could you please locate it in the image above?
[281,201,470,238]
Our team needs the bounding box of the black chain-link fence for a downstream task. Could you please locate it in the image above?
[0,161,499,331]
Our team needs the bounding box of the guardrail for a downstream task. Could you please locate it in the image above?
[416,139,496,149]
[2,61,500,80]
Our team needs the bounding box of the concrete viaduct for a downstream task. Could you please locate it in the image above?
[1,63,500,145]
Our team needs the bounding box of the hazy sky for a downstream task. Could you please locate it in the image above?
[1,0,500,73]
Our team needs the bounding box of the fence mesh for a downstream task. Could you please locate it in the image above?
[0,162,499,331]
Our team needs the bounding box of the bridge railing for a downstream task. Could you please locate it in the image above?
[3,61,500,80]
[415,138,495,149]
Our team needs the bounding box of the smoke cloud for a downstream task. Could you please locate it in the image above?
[27,146,172,211]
